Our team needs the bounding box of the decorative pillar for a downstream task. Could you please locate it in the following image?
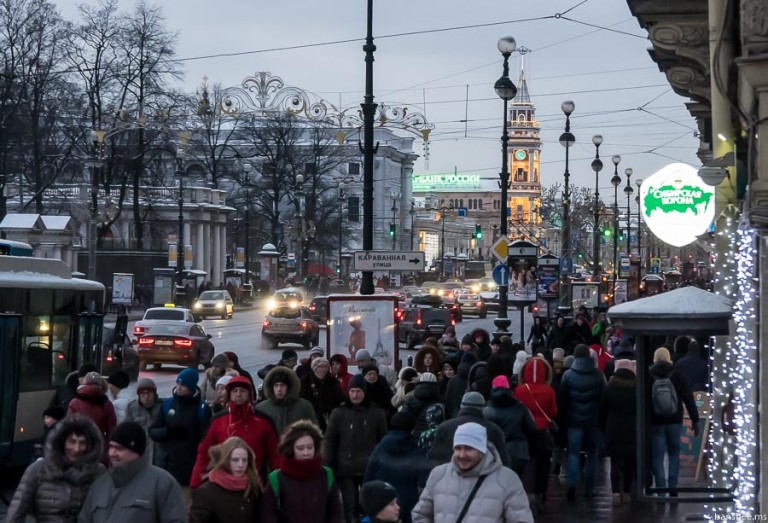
[203,223,211,281]
[196,222,205,270]
[212,224,222,286]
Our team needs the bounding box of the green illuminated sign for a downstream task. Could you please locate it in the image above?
[413,173,481,192]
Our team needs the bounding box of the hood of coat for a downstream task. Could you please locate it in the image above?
[43,414,104,478]
[452,441,502,478]
[568,355,597,375]
[330,353,349,376]
[75,383,108,404]
[413,381,441,402]
[489,387,521,407]
[414,345,443,373]
[469,328,491,347]
[520,356,553,385]
[378,430,419,455]
[650,360,674,379]
[264,366,300,400]
[467,361,487,386]
[456,353,478,379]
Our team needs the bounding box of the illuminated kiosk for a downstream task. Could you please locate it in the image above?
[608,286,733,505]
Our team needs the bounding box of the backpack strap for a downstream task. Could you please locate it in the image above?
[268,469,283,510]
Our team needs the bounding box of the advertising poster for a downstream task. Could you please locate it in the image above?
[613,279,628,305]
[628,260,641,300]
[327,296,398,372]
[111,273,134,305]
[537,255,559,301]
[508,241,538,304]
[571,282,599,310]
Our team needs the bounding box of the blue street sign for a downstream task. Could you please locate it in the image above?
[457,207,468,217]
[492,264,508,286]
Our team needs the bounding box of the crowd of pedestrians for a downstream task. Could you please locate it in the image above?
[5,308,709,523]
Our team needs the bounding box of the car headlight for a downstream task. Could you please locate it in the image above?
[267,298,276,310]
[215,302,224,309]
[193,303,201,309]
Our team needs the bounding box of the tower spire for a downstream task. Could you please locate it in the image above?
[516,46,531,104]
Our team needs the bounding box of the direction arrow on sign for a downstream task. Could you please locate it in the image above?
[491,237,510,262]
[354,251,425,271]
[492,264,508,286]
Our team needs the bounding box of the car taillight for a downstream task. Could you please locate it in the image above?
[416,312,422,326]
[452,319,456,326]
[263,319,271,327]
[134,326,144,335]
[174,339,192,347]
[309,305,316,311]
[300,321,308,329]
[139,337,154,346]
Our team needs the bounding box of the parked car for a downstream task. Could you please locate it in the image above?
[136,321,215,370]
[398,303,454,350]
[193,290,235,319]
[101,304,139,382]
[456,293,488,318]
[308,295,328,325]
[261,306,320,350]
[133,306,197,337]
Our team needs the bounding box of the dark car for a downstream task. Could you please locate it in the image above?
[261,306,320,350]
[398,305,454,350]
[100,304,139,381]
[136,321,215,370]
[308,295,328,325]
[456,293,488,318]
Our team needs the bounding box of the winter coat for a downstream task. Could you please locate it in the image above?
[6,415,106,523]
[674,352,709,393]
[443,356,474,419]
[412,443,534,523]
[49,372,80,411]
[67,384,117,442]
[364,376,397,420]
[260,456,343,523]
[401,381,444,436]
[77,453,186,523]
[330,354,353,394]
[568,321,592,350]
[189,480,259,523]
[427,408,511,468]
[603,342,635,381]
[257,366,319,435]
[191,401,279,488]
[514,357,557,430]
[598,368,637,457]
[558,356,605,428]
[111,386,135,424]
[527,323,547,347]
[125,395,164,465]
[484,388,538,462]
[466,361,490,400]
[364,431,431,523]
[649,361,700,426]
[547,323,570,352]
[413,345,443,375]
[469,328,492,362]
[323,399,388,477]
[148,388,211,486]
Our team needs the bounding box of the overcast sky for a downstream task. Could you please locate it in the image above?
[52,0,699,199]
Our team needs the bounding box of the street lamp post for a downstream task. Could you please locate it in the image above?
[558,100,576,314]
[391,201,398,250]
[590,134,603,281]
[175,133,189,288]
[610,155,621,303]
[624,168,633,255]
[359,0,378,295]
[86,131,105,281]
[409,200,415,251]
[635,178,643,270]
[338,184,345,280]
[243,163,254,284]
[493,35,518,335]
[296,173,305,282]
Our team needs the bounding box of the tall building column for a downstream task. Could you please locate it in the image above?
[203,223,211,281]
[212,224,222,286]
[196,222,205,270]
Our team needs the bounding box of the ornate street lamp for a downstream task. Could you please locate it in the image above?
[558,100,576,314]
[493,35,517,335]
[175,132,189,287]
[590,134,603,281]
[243,162,254,284]
[624,168,634,255]
[85,130,105,280]
[611,155,622,302]
[295,173,306,282]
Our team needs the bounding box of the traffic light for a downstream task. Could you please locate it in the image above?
[618,230,625,241]
[335,264,341,274]
[602,227,612,238]
[475,224,483,239]
[389,223,396,238]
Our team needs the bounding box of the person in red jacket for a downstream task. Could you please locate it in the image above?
[330,354,353,395]
[190,376,279,488]
[514,356,557,513]
[67,371,116,465]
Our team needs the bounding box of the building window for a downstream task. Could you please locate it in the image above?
[516,204,524,222]
[515,168,527,182]
[459,199,464,208]
[348,196,360,222]
[348,162,360,175]
[478,199,483,210]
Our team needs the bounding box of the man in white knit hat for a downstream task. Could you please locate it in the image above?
[412,422,533,523]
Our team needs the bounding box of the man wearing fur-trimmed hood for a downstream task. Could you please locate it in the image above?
[256,366,317,435]
[6,414,106,522]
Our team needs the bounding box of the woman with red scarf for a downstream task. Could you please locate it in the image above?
[260,420,343,523]
[189,436,260,522]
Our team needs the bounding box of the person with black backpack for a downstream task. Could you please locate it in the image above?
[649,346,700,496]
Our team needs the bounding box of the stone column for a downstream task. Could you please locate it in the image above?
[196,222,205,270]
[212,224,222,286]
[203,223,211,281]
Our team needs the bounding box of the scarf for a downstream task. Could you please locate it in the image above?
[208,467,249,492]
[280,455,322,481]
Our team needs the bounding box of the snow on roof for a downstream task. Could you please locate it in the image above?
[0,214,45,230]
[609,286,732,319]
[40,215,72,231]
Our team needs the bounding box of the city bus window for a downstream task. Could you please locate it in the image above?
[51,316,72,387]
[20,315,52,392]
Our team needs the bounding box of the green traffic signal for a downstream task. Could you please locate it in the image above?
[389,223,396,237]
[475,224,483,239]
[602,228,612,238]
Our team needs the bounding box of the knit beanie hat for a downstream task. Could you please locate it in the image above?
[564,355,575,369]
[176,368,199,390]
[552,348,566,361]
[136,378,157,394]
[361,364,379,377]
[109,421,146,456]
[107,370,130,390]
[83,372,103,386]
[491,375,510,389]
[281,349,298,362]
[355,349,372,363]
[512,351,528,375]
[653,347,672,363]
[573,344,591,358]
[460,391,486,410]
[420,372,437,383]
[453,422,487,453]
[311,357,330,371]
[398,366,419,383]
[389,411,416,433]
[615,359,637,374]
[215,375,234,389]
[348,373,367,393]
[43,405,66,421]
[211,353,231,369]
[360,481,398,518]
[309,347,325,358]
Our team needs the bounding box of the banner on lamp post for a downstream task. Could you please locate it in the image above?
[184,245,193,269]
[235,247,245,269]
[168,244,177,267]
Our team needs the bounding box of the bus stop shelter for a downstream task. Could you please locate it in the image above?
[608,286,733,505]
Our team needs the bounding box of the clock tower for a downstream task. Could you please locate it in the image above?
[506,60,542,235]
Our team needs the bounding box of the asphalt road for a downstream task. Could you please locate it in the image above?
[134,304,534,398]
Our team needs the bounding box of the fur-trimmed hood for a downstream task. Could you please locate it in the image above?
[414,345,443,374]
[263,366,301,400]
[519,356,553,385]
[41,414,105,482]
